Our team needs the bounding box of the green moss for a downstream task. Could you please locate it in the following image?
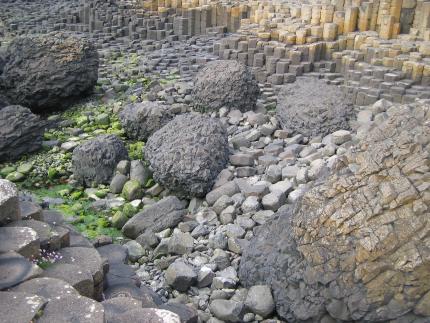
[127,141,145,160]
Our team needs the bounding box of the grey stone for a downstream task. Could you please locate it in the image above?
[230,154,254,166]
[122,196,187,239]
[1,32,98,112]
[276,78,355,138]
[145,114,229,198]
[110,174,128,194]
[0,226,40,259]
[130,160,151,186]
[124,240,145,262]
[331,130,352,145]
[206,181,240,206]
[198,266,215,288]
[102,297,142,321]
[0,291,46,323]
[12,277,79,300]
[212,195,234,215]
[97,244,128,264]
[193,60,260,112]
[262,191,286,211]
[159,303,198,323]
[168,230,194,255]
[0,180,20,226]
[165,260,197,292]
[19,201,42,221]
[244,285,275,318]
[0,251,42,290]
[111,308,181,323]
[210,299,244,322]
[0,106,44,162]
[72,135,128,187]
[38,294,104,323]
[119,101,175,140]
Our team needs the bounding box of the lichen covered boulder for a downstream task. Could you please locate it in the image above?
[119,101,175,141]
[239,101,430,322]
[192,60,260,112]
[72,135,128,187]
[276,77,355,138]
[0,105,45,162]
[145,113,229,198]
[0,32,98,111]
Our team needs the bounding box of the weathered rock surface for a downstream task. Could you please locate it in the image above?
[0,105,45,162]
[0,251,42,290]
[145,113,229,198]
[0,291,47,323]
[240,102,430,322]
[0,180,21,225]
[192,60,260,112]
[0,32,98,111]
[276,77,355,138]
[122,196,187,239]
[119,101,175,140]
[72,134,128,186]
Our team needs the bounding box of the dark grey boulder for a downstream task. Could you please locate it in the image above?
[0,105,45,162]
[239,102,430,322]
[145,113,229,198]
[103,283,159,308]
[97,244,128,264]
[72,135,128,187]
[119,101,175,140]
[192,60,260,112]
[0,291,47,323]
[0,32,98,112]
[276,77,355,138]
[122,196,187,239]
[102,297,143,321]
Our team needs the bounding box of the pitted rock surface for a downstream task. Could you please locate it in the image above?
[192,60,260,112]
[276,77,355,138]
[145,113,229,198]
[119,101,175,141]
[239,102,430,322]
[0,105,45,162]
[72,134,128,187]
[0,32,98,111]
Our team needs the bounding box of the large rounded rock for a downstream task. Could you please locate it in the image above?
[72,135,128,187]
[119,101,175,141]
[0,105,44,162]
[0,32,98,111]
[239,101,430,322]
[192,60,260,112]
[276,77,355,138]
[145,114,229,198]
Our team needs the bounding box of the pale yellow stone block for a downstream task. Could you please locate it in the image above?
[344,7,359,33]
[323,23,338,40]
[379,15,395,39]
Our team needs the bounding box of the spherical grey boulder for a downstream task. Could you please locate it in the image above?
[119,101,174,141]
[72,135,128,187]
[0,32,98,112]
[145,113,229,198]
[276,77,355,138]
[192,60,260,112]
[0,105,45,162]
[239,101,430,322]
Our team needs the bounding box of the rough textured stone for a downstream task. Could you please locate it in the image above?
[240,102,430,322]
[145,114,229,198]
[192,60,260,112]
[0,251,42,290]
[0,227,40,259]
[0,32,98,111]
[12,277,79,300]
[72,135,128,186]
[210,299,244,322]
[165,260,197,292]
[112,308,181,323]
[122,196,187,239]
[0,291,47,323]
[38,294,104,323]
[244,285,275,318]
[276,77,355,138]
[119,101,175,140]
[0,180,21,225]
[0,106,45,162]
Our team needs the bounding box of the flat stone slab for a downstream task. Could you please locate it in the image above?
[0,251,42,290]
[42,263,94,298]
[103,283,157,308]
[110,308,181,323]
[38,294,105,323]
[0,226,40,259]
[20,201,43,220]
[0,291,47,322]
[6,219,58,250]
[102,297,142,321]
[97,244,128,264]
[12,277,78,301]
[57,247,104,285]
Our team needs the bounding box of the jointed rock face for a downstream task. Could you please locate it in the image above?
[0,32,98,111]
[145,113,229,198]
[240,101,430,322]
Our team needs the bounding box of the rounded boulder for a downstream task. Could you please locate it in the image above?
[0,32,98,112]
[145,113,229,198]
[276,77,355,138]
[119,101,175,141]
[192,60,260,112]
[72,135,128,187]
